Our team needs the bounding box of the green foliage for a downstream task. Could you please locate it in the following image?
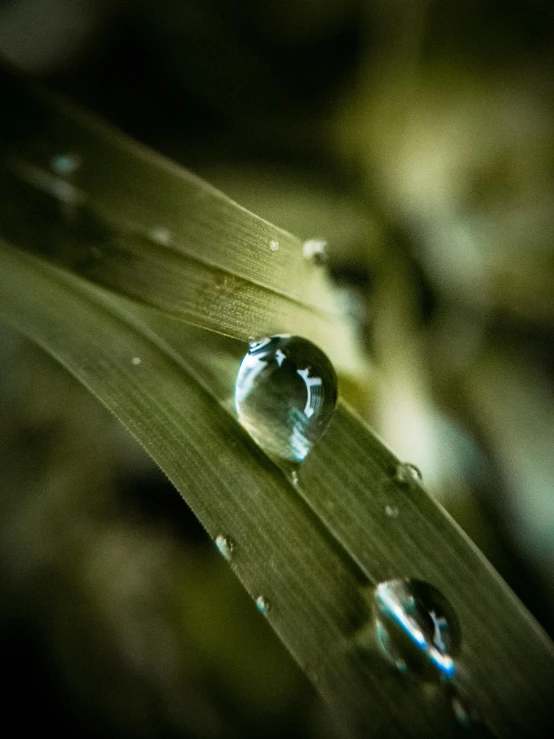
[1,69,553,738]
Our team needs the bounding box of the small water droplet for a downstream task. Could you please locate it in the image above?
[131,356,142,366]
[448,687,496,736]
[451,694,472,727]
[256,595,270,613]
[150,227,172,245]
[394,462,423,486]
[269,239,279,252]
[214,273,229,289]
[215,534,235,561]
[374,579,460,682]
[51,154,80,175]
[302,238,328,265]
[291,470,299,486]
[235,335,338,462]
[384,504,399,518]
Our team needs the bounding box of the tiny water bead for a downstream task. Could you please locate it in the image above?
[256,595,270,613]
[215,534,235,562]
[448,688,497,737]
[149,227,172,245]
[394,462,423,486]
[302,238,328,265]
[384,504,399,518]
[131,356,142,366]
[51,153,80,175]
[269,239,279,252]
[374,579,460,682]
[235,335,338,462]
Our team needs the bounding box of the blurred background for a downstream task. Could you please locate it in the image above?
[1,1,554,736]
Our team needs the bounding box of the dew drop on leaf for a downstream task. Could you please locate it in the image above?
[394,462,423,486]
[149,227,172,245]
[51,153,80,175]
[384,504,399,518]
[269,239,279,252]
[373,579,460,682]
[448,687,496,736]
[131,356,142,366]
[256,595,270,613]
[215,534,235,561]
[235,335,338,462]
[302,238,328,265]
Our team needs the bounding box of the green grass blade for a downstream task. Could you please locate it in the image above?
[2,69,554,738]
[0,69,360,374]
[0,239,470,739]
[143,314,554,739]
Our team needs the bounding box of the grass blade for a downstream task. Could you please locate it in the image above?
[143,313,554,739]
[1,69,553,738]
[0,239,470,739]
[0,69,360,374]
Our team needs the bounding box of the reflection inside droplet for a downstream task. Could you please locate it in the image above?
[234,335,337,462]
[374,579,460,681]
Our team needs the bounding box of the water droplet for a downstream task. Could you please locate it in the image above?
[256,595,270,613]
[131,356,142,366]
[235,335,338,462]
[269,239,279,252]
[384,504,399,518]
[374,579,460,681]
[291,470,299,486]
[215,534,235,561]
[448,687,496,736]
[302,238,328,265]
[451,693,473,727]
[51,154,80,175]
[394,462,423,486]
[149,227,172,245]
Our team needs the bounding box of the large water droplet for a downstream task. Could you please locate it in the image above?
[235,335,338,461]
[374,579,460,681]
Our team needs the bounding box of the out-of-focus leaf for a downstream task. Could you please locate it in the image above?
[0,68,362,378]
